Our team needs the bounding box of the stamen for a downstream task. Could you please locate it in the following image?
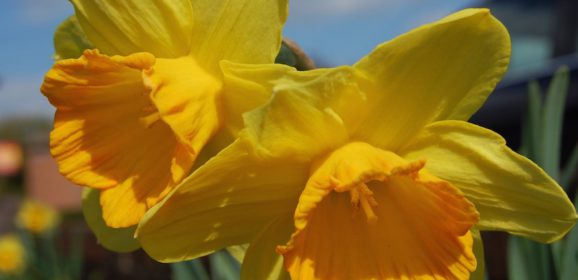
[359,183,374,196]
[348,183,379,225]
[360,194,378,225]
[359,183,378,207]
[350,188,360,205]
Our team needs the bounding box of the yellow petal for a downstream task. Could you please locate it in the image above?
[220,61,296,136]
[279,142,479,279]
[41,50,195,227]
[144,56,222,166]
[221,63,372,153]
[136,138,307,262]
[353,9,510,151]
[190,0,288,73]
[82,188,140,253]
[241,214,293,280]
[401,120,578,243]
[242,66,367,161]
[71,0,193,57]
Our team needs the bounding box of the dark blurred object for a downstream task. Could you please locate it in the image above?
[488,0,578,59]
[0,194,20,235]
[83,239,172,280]
[480,0,578,79]
[482,232,510,280]
[275,38,316,70]
[552,0,578,57]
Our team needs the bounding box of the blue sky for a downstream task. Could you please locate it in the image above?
[0,0,478,119]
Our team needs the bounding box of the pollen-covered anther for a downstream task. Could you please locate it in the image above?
[349,183,379,225]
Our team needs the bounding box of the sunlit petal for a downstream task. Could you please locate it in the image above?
[353,8,510,151]
[242,67,365,161]
[190,0,288,73]
[41,50,195,227]
[220,61,296,136]
[144,56,222,171]
[136,139,307,262]
[71,0,193,57]
[241,214,293,280]
[401,120,577,242]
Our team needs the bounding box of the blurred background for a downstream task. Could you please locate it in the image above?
[0,0,577,279]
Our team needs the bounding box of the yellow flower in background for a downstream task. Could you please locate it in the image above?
[0,235,25,274]
[17,200,60,234]
[136,9,577,279]
[41,0,288,228]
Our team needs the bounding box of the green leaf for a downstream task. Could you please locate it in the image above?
[509,68,572,279]
[560,225,578,280]
[508,236,532,280]
[560,191,578,280]
[209,250,241,280]
[171,260,210,280]
[53,15,93,60]
[65,231,84,280]
[82,188,140,253]
[541,66,570,181]
[508,236,552,280]
[526,81,543,161]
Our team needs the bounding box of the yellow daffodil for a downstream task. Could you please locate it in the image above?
[136,9,577,279]
[17,200,60,235]
[0,235,25,274]
[41,0,288,228]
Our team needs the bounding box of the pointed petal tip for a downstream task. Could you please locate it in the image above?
[402,120,577,244]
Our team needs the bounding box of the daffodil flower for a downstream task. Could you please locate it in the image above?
[136,9,577,279]
[0,235,25,275]
[41,0,287,228]
[17,200,60,235]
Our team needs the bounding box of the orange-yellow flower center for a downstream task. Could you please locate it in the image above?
[42,50,222,228]
[278,142,479,280]
[332,174,380,224]
[348,182,379,224]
